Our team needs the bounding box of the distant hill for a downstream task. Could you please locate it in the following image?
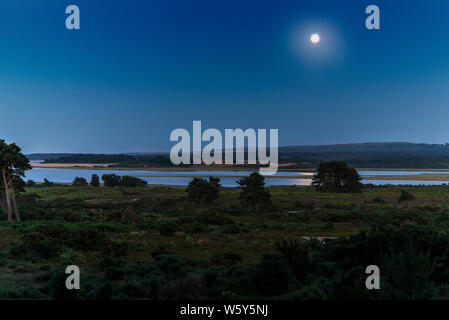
[26,153,74,161]
[26,142,449,169]
[279,142,449,154]
[278,142,449,169]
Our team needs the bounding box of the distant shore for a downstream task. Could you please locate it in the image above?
[28,163,449,181]
[31,163,112,168]
[30,163,300,172]
[364,173,449,181]
[30,162,449,172]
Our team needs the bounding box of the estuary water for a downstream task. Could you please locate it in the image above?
[22,167,449,187]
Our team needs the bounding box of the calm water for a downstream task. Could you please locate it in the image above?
[23,167,449,187]
[358,170,448,176]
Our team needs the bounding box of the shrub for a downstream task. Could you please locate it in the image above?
[254,253,292,297]
[121,176,148,187]
[220,265,258,297]
[197,213,235,226]
[210,252,242,267]
[103,240,129,257]
[187,222,208,233]
[62,224,110,251]
[90,174,100,187]
[295,200,315,210]
[186,177,220,203]
[7,243,28,259]
[158,221,177,236]
[237,172,271,212]
[155,254,189,279]
[151,245,174,259]
[30,222,111,252]
[398,190,416,203]
[380,243,433,299]
[17,193,41,203]
[22,233,63,259]
[0,286,43,299]
[43,178,54,187]
[221,224,244,234]
[26,180,36,187]
[312,161,363,193]
[102,174,121,187]
[121,207,141,223]
[96,257,126,271]
[73,177,88,187]
[275,240,310,281]
[372,197,385,204]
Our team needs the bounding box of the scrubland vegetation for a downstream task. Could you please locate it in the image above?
[2,177,449,299]
[3,142,449,300]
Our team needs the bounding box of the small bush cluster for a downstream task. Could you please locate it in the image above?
[101,174,147,188]
[398,190,416,203]
[186,177,221,203]
[73,177,88,187]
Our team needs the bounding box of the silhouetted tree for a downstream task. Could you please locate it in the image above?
[73,177,88,187]
[121,176,148,187]
[43,178,54,187]
[312,161,362,193]
[398,190,415,203]
[102,174,121,188]
[90,174,100,187]
[237,172,271,212]
[0,139,31,221]
[186,177,221,203]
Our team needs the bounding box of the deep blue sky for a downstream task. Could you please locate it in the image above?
[1,0,449,153]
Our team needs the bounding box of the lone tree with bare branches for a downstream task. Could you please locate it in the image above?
[0,140,31,221]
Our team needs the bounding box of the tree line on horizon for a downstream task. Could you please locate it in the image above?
[36,145,449,169]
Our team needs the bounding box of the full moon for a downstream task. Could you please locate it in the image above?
[310,33,320,44]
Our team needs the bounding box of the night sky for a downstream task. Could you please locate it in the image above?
[1,0,449,153]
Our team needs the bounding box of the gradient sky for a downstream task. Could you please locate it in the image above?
[1,0,449,153]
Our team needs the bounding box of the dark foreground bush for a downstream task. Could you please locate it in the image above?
[371,197,385,204]
[157,221,178,236]
[7,222,449,300]
[398,190,416,203]
[210,252,242,267]
[254,253,292,297]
